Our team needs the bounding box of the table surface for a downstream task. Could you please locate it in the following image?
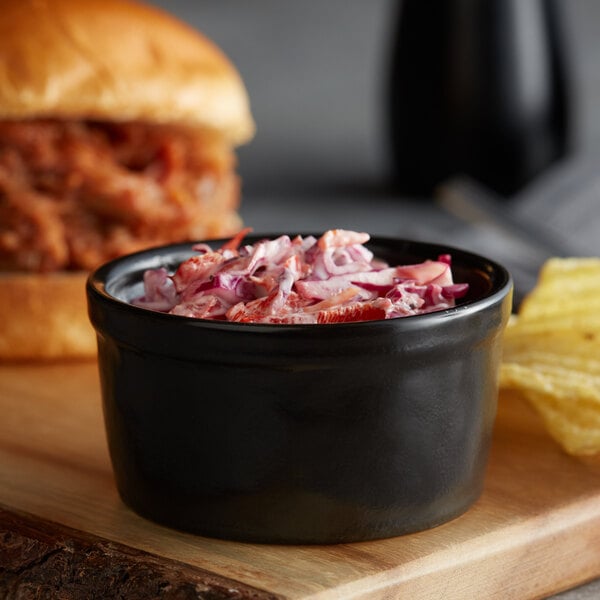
[2,355,600,598]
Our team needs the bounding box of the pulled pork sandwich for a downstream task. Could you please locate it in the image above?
[0,0,254,360]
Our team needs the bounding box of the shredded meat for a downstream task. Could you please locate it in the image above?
[0,119,241,272]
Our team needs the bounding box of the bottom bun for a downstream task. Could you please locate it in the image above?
[0,212,245,362]
[0,271,96,361]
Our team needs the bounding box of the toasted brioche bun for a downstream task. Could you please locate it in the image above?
[0,0,254,144]
[0,0,253,361]
[0,272,95,361]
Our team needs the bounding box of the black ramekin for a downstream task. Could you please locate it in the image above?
[87,235,512,544]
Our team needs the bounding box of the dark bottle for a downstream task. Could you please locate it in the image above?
[387,0,571,197]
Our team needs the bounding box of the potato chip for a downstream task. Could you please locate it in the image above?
[506,314,600,334]
[527,389,600,456]
[503,330,600,373]
[500,257,600,456]
[501,362,600,455]
[517,257,600,329]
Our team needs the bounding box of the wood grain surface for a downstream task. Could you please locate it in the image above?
[1,362,600,599]
[0,506,280,599]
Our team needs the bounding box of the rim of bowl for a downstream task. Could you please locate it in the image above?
[87,234,513,333]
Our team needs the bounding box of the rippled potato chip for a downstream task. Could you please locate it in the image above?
[501,258,600,455]
[501,359,600,455]
[517,258,600,331]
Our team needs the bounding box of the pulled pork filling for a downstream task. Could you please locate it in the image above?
[134,229,469,324]
[0,119,240,272]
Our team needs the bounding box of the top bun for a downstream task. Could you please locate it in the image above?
[0,0,255,144]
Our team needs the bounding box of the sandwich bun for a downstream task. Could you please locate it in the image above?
[0,0,254,361]
[0,0,254,142]
[0,271,94,361]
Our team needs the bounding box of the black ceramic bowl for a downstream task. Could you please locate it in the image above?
[87,235,512,544]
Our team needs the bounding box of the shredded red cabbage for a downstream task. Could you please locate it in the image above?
[133,228,469,324]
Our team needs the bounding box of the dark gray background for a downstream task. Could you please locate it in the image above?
[147,0,600,197]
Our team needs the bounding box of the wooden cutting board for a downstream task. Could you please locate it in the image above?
[1,361,600,599]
